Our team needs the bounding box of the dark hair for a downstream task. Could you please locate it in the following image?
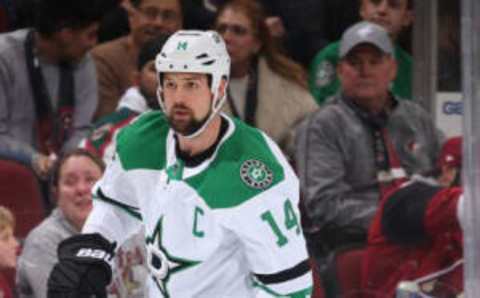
[130,0,183,9]
[50,148,105,188]
[130,0,142,8]
[33,0,114,36]
[138,34,170,70]
[359,0,413,10]
[216,0,308,90]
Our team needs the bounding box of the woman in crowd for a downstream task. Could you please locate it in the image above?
[214,0,317,146]
[16,149,105,298]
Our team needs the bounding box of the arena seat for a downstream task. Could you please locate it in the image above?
[0,158,46,239]
[0,7,7,33]
[334,247,365,298]
[310,258,326,298]
[0,159,47,291]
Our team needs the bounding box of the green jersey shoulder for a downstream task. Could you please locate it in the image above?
[186,117,286,209]
[116,111,169,171]
[116,113,288,210]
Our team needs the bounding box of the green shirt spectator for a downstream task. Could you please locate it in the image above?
[309,41,412,105]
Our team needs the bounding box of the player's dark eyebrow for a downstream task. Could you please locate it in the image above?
[164,73,205,81]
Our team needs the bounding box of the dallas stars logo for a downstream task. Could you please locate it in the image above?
[240,159,273,190]
[146,217,200,297]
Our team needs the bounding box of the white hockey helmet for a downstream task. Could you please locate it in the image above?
[155,30,231,138]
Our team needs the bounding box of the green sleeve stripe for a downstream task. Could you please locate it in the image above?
[94,188,142,220]
[253,281,313,297]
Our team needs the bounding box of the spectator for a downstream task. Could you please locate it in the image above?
[0,0,108,179]
[0,206,18,298]
[362,137,464,297]
[16,148,150,298]
[16,149,105,298]
[295,21,442,292]
[309,0,413,105]
[82,34,167,163]
[214,0,317,146]
[91,0,183,120]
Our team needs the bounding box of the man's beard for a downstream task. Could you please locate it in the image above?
[167,104,211,136]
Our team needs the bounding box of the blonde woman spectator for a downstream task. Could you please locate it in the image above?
[0,206,19,298]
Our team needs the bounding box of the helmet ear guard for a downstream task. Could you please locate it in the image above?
[155,30,231,138]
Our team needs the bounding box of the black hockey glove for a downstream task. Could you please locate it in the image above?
[47,233,116,298]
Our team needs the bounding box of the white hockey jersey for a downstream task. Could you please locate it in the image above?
[84,112,312,298]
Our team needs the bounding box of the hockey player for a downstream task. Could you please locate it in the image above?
[47,30,313,298]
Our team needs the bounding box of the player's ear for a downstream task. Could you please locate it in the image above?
[217,77,228,99]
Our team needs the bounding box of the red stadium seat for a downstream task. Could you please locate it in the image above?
[0,159,46,290]
[334,247,365,298]
[0,159,46,238]
[0,8,7,33]
[0,272,13,298]
[310,258,326,298]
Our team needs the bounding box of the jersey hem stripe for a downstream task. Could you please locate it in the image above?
[254,259,310,284]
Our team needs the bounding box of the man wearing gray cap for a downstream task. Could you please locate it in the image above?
[309,0,413,106]
[295,21,443,296]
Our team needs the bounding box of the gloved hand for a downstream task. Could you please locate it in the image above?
[47,233,116,298]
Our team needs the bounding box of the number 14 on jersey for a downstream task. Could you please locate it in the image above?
[261,199,301,247]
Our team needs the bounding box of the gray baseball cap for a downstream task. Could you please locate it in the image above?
[339,21,394,58]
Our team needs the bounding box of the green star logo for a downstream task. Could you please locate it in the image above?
[146,217,200,297]
[240,159,274,190]
[249,166,267,182]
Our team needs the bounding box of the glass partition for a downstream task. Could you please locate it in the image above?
[461,0,480,295]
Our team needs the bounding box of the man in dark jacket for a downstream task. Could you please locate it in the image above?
[295,22,443,297]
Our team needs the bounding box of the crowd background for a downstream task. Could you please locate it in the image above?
[0,0,464,297]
